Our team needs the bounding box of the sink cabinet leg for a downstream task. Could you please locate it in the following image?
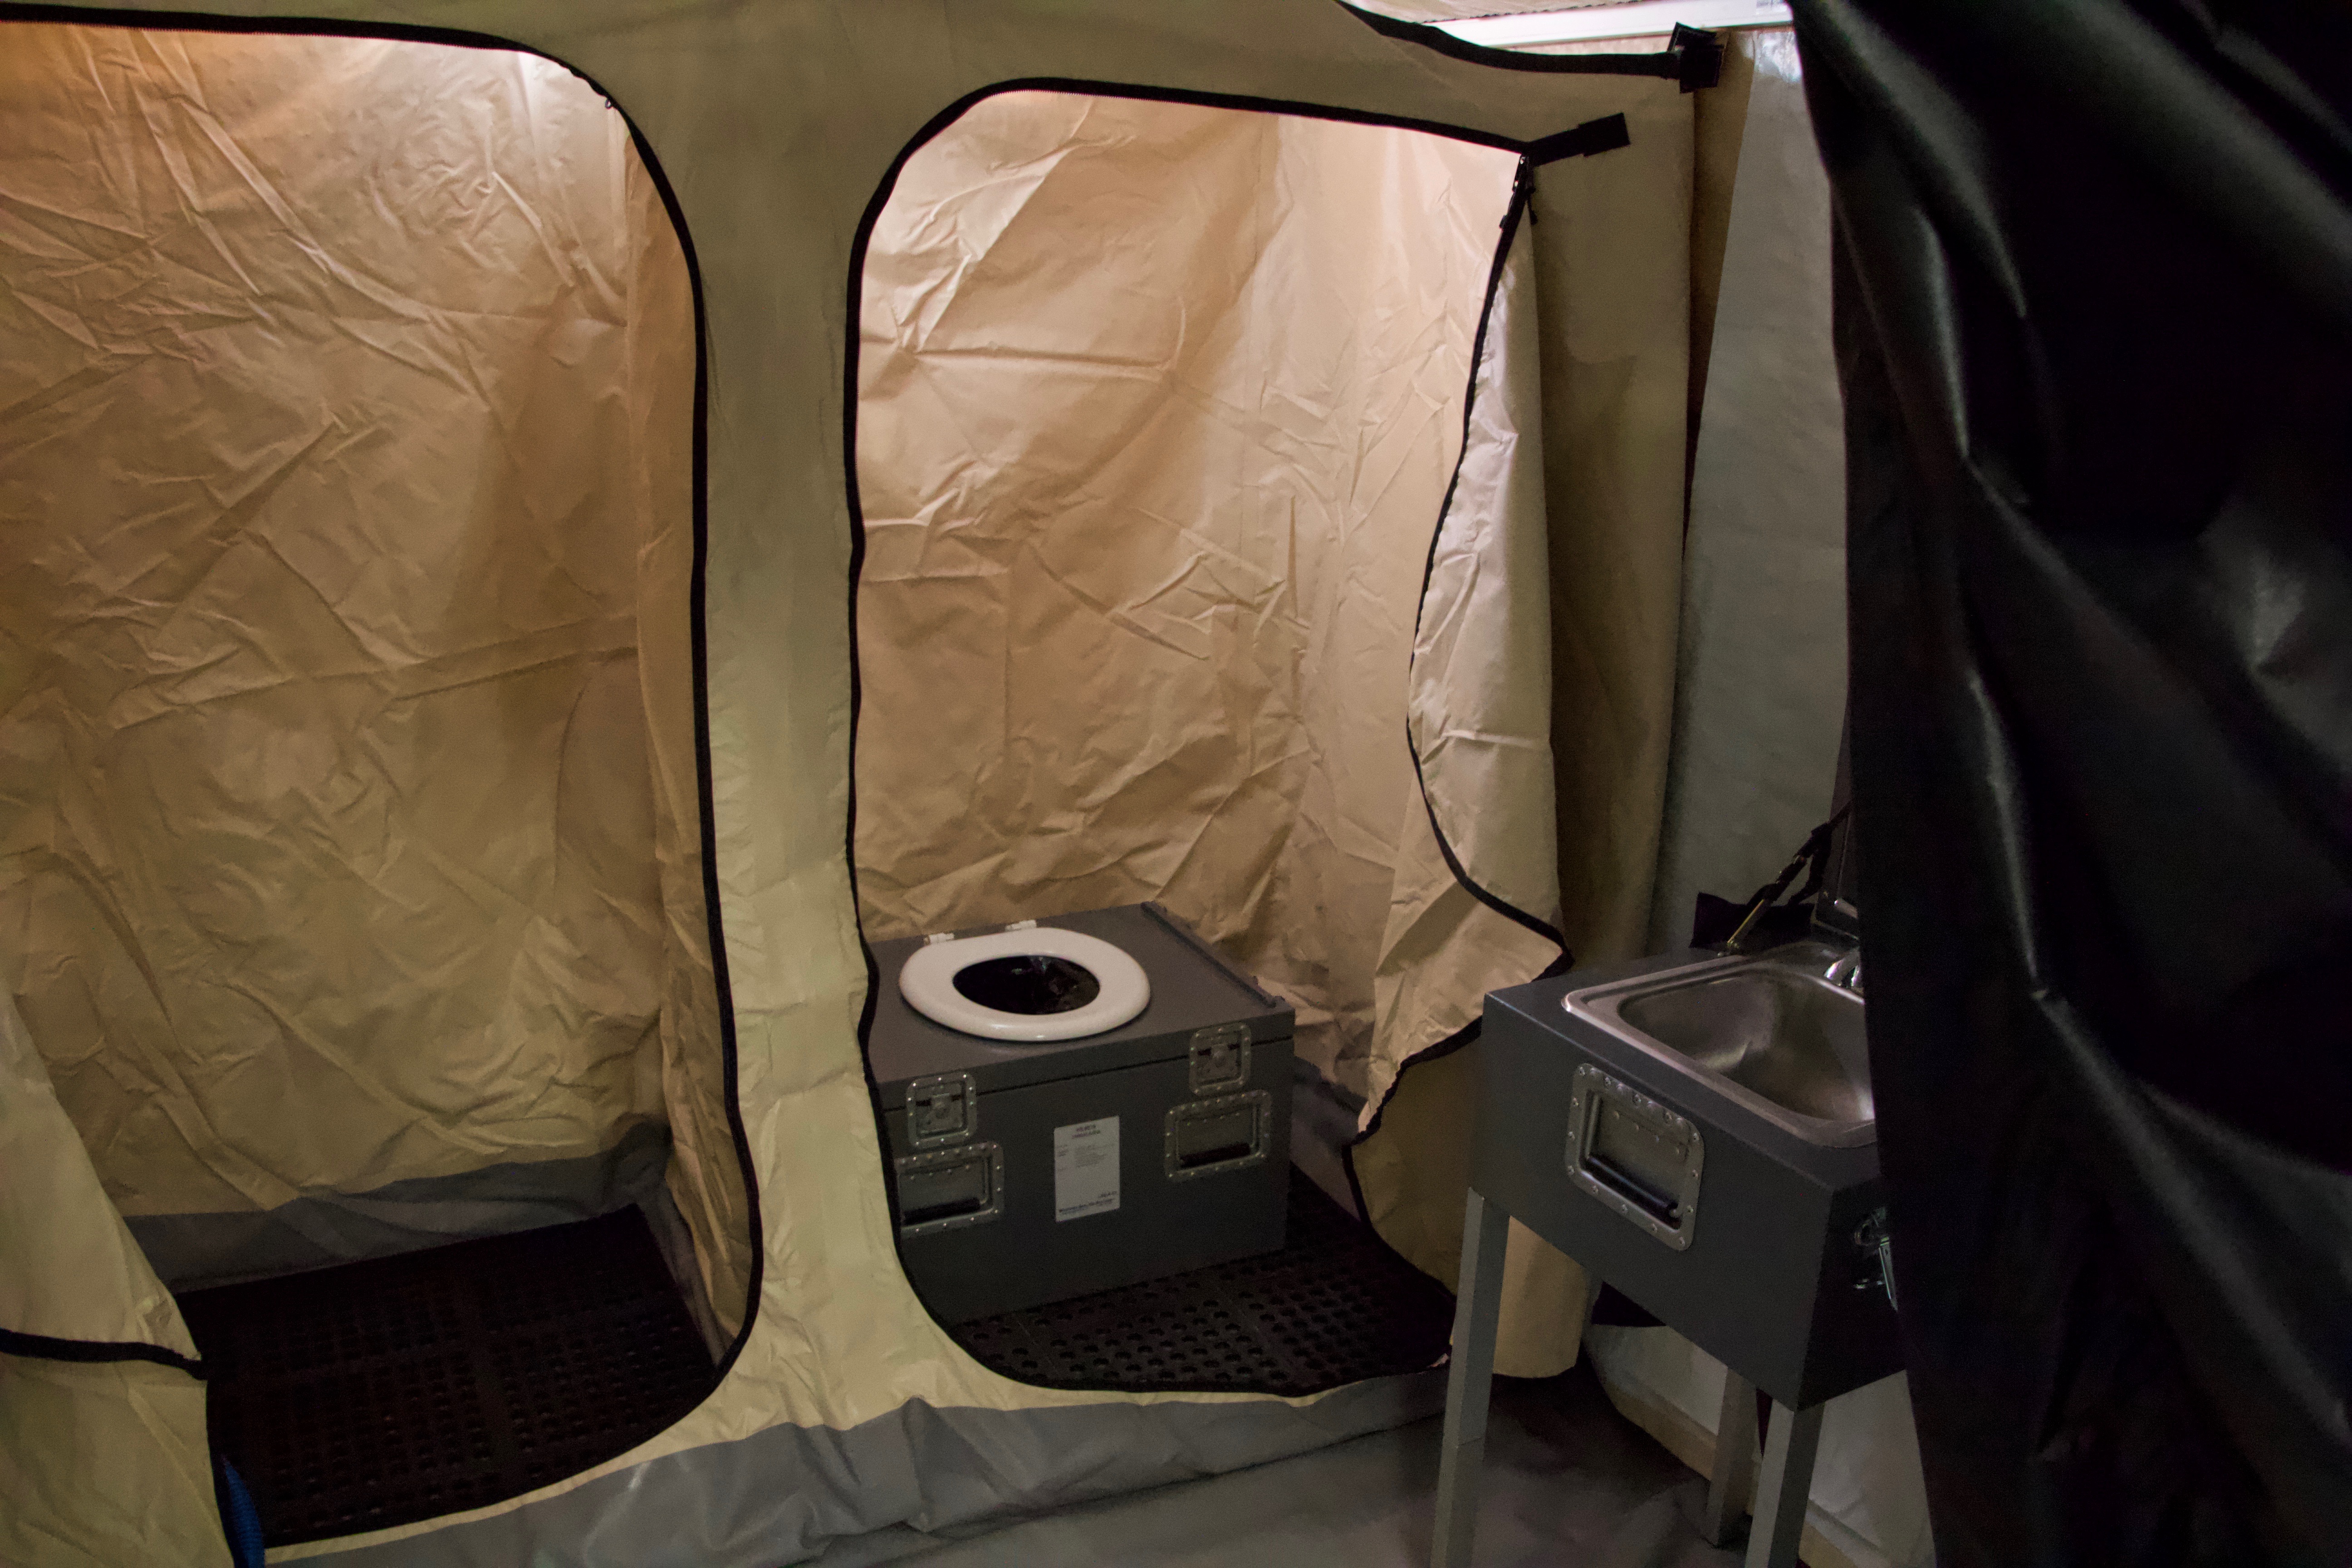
[1700,1369,1759,1545]
[1744,1399,1824,1568]
[1431,1186,1510,1568]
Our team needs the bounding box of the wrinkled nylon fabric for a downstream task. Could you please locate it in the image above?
[4,4,1694,1562]
[852,96,1577,1375]
[1529,125,1693,969]
[0,990,195,1355]
[853,92,1553,1114]
[0,961,214,1568]
[1406,219,1559,933]
[0,1355,229,1568]
[296,1375,1445,1568]
[0,24,746,1330]
[1355,216,1597,1378]
[1647,28,1847,953]
[1794,0,2352,1560]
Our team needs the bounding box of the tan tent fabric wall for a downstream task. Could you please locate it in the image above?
[0,990,223,1568]
[0,993,194,1356]
[1358,220,1595,1376]
[0,25,744,1323]
[0,1356,229,1568]
[521,17,1690,1505]
[617,74,754,1338]
[854,90,1535,1107]
[852,92,1652,1381]
[7,4,1702,1558]
[1350,83,1697,1378]
[1535,124,1695,970]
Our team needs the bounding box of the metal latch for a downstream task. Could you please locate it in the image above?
[1187,1022,1252,1095]
[1854,1207,1898,1309]
[905,1071,977,1149]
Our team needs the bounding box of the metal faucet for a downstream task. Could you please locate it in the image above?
[1823,949,1864,996]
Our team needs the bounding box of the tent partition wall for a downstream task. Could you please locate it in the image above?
[851,86,1580,1380]
[0,5,1700,1566]
[853,74,1700,1391]
[0,21,747,1553]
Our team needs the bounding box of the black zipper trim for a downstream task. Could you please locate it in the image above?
[0,0,765,1389]
[1340,3,1725,89]
[0,1326,206,1378]
[1349,160,1582,1287]
[1404,164,1571,955]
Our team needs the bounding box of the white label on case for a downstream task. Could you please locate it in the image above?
[1052,1117,1121,1221]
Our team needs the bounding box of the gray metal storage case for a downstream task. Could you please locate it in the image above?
[867,902,1293,1324]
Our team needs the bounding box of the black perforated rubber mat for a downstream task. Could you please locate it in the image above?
[949,1167,1455,1394]
[178,1207,715,1547]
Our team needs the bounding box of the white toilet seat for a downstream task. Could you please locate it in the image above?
[898,926,1151,1042]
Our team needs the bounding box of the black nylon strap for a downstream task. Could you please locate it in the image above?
[1523,113,1632,165]
[0,1325,206,1378]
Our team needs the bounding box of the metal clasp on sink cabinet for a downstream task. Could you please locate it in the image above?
[1853,1206,1898,1308]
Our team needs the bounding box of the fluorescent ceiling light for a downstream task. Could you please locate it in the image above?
[1440,0,1793,48]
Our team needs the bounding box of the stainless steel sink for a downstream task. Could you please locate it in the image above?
[1563,951,1874,1148]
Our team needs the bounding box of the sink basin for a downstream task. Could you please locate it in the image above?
[1563,952,1874,1148]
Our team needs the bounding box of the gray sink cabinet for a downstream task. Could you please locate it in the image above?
[1431,951,1903,1568]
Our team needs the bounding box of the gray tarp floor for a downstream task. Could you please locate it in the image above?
[809,1361,1741,1568]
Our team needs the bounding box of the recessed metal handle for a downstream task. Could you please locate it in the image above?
[1565,1064,1704,1250]
[1165,1091,1269,1180]
[895,1143,1003,1235]
[1581,1151,1683,1227]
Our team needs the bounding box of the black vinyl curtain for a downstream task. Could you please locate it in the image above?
[1790,1,2352,1563]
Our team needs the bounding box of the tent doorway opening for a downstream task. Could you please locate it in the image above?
[851,88,1562,1393]
[0,21,750,1546]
